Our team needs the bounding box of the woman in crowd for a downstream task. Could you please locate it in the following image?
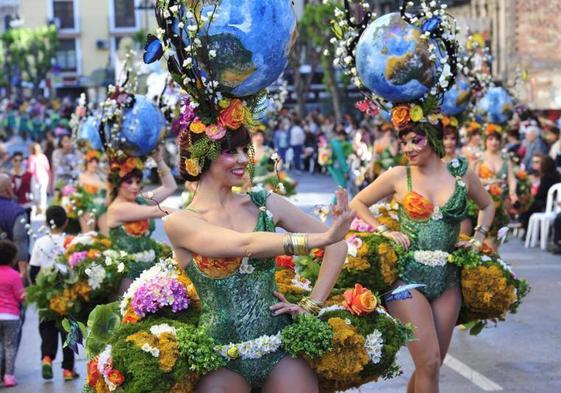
[27,143,50,215]
[77,150,108,235]
[351,121,494,393]
[474,126,517,250]
[106,147,177,289]
[52,134,82,188]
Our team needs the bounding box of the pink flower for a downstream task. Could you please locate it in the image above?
[61,185,77,197]
[68,251,88,267]
[355,100,379,117]
[205,124,227,141]
[350,218,375,232]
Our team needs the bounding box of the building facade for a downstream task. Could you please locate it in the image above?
[20,0,158,94]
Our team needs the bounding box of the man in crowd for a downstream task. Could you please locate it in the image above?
[522,125,548,170]
[289,117,305,172]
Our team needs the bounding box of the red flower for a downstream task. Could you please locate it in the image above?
[87,357,100,387]
[275,255,295,270]
[107,369,125,386]
[311,248,325,260]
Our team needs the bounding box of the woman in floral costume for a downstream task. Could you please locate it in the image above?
[107,147,177,286]
[164,117,353,391]
[473,125,518,250]
[351,120,495,392]
[78,150,108,235]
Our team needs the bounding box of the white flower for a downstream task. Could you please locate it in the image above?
[86,263,106,290]
[451,159,460,168]
[318,305,346,318]
[216,333,282,360]
[208,50,217,58]
[481,255,492,262]
[97,345,112,376]
[141,343,160,357]
[117,262,125,273]
[364,330,384,364]
[290,274,312,292]
[239,257,255,274]
[150,324,177,338]
[458,180,466,188]
[133,250,156,263]
[70,233,94,246]
[497,226,510,242]
[413,250,450,267]
[431,206,443,221]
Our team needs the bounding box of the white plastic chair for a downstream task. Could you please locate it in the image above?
[525,183,561,249]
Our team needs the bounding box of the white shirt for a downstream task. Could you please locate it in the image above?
[29,233,66,268]
[290,125,305,146]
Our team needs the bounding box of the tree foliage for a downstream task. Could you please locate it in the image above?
[0,25,58,93]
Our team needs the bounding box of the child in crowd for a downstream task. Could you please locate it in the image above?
[0,239,25,388]
[29,205,79,381]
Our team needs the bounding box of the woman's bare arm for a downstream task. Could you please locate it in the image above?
[107,201,175,227]
[465,169,495,242]
[267,192,349,304]
[164,189,354,262]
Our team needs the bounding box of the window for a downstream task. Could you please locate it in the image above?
[114,0,136,28]
[53,0,75,29]
[56,39,77,72]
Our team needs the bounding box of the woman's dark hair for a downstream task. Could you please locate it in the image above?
[110,169,143,201]
[58,134,71,149]
[46,205,68,229]
[540,155,560,179]
[0,239,18,266]
[443,125,460,143]
[507,127,520,140]
[178,127,252,182]
[398,122,444,157]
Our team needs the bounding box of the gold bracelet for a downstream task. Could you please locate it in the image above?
[283,233,294,255]
[291,233,309,256]
[297,296,323,315]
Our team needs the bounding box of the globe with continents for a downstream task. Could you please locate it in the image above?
[355,12,441,103]
[441,76,472,116]
[196,0,297,97]
[78,115,103,151]
[476,87,514,124]
[117,96,166,157]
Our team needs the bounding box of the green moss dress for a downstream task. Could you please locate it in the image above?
[398,158,469,300]
[109,198,162,279]
[185,191,291,387]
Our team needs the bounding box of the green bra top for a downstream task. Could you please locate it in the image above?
[399,157,469,253]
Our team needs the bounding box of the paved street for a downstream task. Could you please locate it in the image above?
[9,172,561,392]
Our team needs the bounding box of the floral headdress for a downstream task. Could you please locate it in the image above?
[85,150,101,163]
[143,0,295,178]
[331,0,462,157]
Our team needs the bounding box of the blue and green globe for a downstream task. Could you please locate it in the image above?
[118,96,165,157]
[355,13,441,103]
[441,76,471,116]
[476,87,514,124]
[192,0,297,97]
[78,115,103,150]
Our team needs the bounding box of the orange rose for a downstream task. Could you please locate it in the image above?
[343,284,377,316]
[479,164,494,179]
[123,219,150,237]
[218,99,247,130]
[119,157,141,178]
[402,192,434,221]
[107,369,125,386]
[83,184,99,194]
[516,170,527,181]
[275,255,295,270]
[391,105,411,128]
[481,242,494,255]
[488,184,503,197]
[312,248,325,260]
[87,357,100,387]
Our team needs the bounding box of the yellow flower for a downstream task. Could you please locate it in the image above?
[189,121,206,134]
[308,317,369,389]
[185,159,201,177]
[158,333,179,372]
[410,105,424,122]
[218,98,231,109]
[378,242,399,285]
[345,256,371,271]
[450,117,459,127]
[227,346,239,359]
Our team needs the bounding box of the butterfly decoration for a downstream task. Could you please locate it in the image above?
[143,34,164,64]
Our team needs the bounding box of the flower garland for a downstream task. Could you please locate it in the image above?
[412,250,451,267]
[216,332,283,360]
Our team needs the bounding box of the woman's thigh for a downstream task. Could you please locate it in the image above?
[431,286,462,362]
[196,368,251,393]
[386,288,441,368]
[262,356,318,393]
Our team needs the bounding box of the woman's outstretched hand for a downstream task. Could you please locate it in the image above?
[326,188,355,243]
[381,231,411,250]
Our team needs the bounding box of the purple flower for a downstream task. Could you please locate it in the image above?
[178,100,196,129]
[62,185,77,197]
[68,251,88,267]
[131,277,190,317]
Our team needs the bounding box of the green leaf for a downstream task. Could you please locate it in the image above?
[87,303,121,343]
[61,318,71,333]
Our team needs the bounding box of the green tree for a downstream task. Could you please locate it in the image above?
[0,25,58,95]
[298,0,343,122]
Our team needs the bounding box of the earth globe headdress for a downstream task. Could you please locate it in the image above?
[331,0,461,157]
[143,0,297,179]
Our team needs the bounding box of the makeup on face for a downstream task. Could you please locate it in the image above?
[218,146,250,179]
[400,132,428,153]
